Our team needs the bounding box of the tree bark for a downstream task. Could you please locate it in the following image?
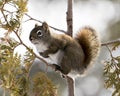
[66,0,73,36]
[66,0,74,96]
[67,76,74,96]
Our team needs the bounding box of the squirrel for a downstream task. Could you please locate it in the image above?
[29,22,100,76]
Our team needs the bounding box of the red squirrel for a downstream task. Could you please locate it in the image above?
[29,22,100,76]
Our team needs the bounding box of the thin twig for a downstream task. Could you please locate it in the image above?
[106,45,114,59]
[101,39,120,46]
[25,13,67,33]
[106,45,119,69]
[1,1,9,25]
[24,13,42,23]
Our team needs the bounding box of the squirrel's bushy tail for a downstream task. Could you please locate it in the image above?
[75,27,100,68]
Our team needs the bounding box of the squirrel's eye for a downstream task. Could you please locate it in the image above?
[37,30,43,37]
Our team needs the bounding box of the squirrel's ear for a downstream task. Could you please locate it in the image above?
[42,22,49,30]
[35,23,39,28]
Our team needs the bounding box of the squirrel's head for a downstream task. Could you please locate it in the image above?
[29,22,51,44]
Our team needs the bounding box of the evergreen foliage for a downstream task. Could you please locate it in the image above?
[104,43,120,96]
[0,0,57,96]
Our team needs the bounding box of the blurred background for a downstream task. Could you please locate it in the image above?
[25,0,120,96]
[1,0,120,96]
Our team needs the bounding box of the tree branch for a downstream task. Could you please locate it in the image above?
[66,0,74,96]
[25,13,120,48]
[1,5,55,75]
[101,39,120,46]
[67,76,74,96]
[66,0,73,36]
[25,13,66,33]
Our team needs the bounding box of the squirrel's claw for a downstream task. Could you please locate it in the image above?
[52,64,62,71]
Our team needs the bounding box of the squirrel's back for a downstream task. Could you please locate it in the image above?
[75,27,100,69]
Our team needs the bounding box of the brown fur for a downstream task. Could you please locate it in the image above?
[29,22,100,75]
[75,27,100,69]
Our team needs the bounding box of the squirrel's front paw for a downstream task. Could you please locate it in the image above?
[39,52,49,58]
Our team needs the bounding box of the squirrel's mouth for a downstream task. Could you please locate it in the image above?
[30,40,39,45]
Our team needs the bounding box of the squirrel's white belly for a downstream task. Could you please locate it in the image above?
[35,42,64,65]
[35,41,48,52]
